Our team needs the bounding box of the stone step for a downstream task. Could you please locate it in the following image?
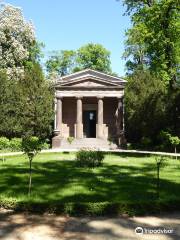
[60,138,118,150]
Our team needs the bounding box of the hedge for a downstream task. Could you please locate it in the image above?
[0,198,179,216]
[0,137,50,151]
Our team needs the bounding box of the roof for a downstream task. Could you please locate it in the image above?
[56,69,127,85]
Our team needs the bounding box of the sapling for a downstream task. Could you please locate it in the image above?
[21,136,43,196]
[169,136,180,160]
[155,156,167,200]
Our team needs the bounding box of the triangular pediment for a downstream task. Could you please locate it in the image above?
[59,77,121,87]
[55,69,126,88]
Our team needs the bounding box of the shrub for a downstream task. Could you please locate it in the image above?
[21,136,43,196]
[76,148,104,168]
[9,138,22,151]
[0,137,10,150]
[67,136,74,144]
[140,137,152,150]
[41,142,50,150]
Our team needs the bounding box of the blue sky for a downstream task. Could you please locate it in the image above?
[6,0,131,76]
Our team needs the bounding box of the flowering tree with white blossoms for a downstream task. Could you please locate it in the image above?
[0,3,35,78]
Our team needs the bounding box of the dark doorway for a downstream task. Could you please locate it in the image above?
[83,110,96,138]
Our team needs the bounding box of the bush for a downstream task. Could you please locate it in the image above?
[140,137,152,150]
[76,148,105,168]
[9,138,22,151]
[0,137,10,150]
[41,142,50,150]
[67,136,74,144]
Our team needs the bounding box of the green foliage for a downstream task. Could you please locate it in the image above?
[169,136,180,147]
[41,142,50,150]
[0,61,53,141]
[46,43,113,76]
[0,137,49,152]
[67,136,74,144]
[0,137,10,150]
[123,0,180,88]
[76,43,112,73]
[46,50,76,76]
[140,137,152,150]
[0,4,53,141]
[125,70,166,144]
[20,63,54,138]
[9,138,22,151]
[76,149,105,168]
[160,131,180,152]
[21,136,43,196]
[155,156,167,169]
[0,71,23,137]
[21,136,42,160]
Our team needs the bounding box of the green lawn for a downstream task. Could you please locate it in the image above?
[0,152,179,214]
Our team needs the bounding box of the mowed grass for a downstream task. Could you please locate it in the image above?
[0,152,179,205]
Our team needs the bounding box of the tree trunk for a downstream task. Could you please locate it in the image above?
[28,158,32,196]
[157,165,160,199]
[175,146,177,160]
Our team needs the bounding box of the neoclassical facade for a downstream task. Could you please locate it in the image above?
[52,69,126,149]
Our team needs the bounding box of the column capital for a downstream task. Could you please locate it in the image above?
[97,95,104,99]
[75,95,83,99]
[56,96,63,100]
[116,96,123,100]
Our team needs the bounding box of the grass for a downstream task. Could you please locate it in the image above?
[0,152,179,215]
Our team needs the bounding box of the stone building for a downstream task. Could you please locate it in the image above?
[52,69,126,149]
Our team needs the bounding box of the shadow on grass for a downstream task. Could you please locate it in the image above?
[0,158,179,205]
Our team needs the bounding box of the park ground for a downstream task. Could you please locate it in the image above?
[0,152,179,215]
[0,152,180,239]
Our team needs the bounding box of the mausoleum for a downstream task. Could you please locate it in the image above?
[52,69,126,149]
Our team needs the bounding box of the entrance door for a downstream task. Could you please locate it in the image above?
[83,111,96,138]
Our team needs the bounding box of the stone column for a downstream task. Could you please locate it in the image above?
[117,97,126,147]
[54,97,62,136]
[76,97,83,139]
[52,96,63,148]
[97,97,104,139]
[116,98,122,132]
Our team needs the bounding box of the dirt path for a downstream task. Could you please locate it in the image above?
[0,209,179,240]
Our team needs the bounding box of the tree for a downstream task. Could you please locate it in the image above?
[155,156,167,199]
[0,3,53,140]
[0,64,53,139]
[22,136,43,196]
[0,70,23,137]
[77,43,112,73]
[125,70,166,146]
[122,0,180,89]
[0,3,35,79]
[45,43,113,76]
[46,50,76,76]
[169,136,180,159]
[20,63,54,138]
[161,131,180,158]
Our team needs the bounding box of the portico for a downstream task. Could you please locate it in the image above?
[52,69,126,149]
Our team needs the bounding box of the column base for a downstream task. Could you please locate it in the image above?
[52,135,63,149]
[75,123,83,139]
[96,124,104,139]
[53,129,61,136]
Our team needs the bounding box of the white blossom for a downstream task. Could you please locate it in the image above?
[0,3,35,79]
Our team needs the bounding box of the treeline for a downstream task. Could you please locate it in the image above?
[0,4,53,140]
[0,2,179,151]
[122,0,180,151]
